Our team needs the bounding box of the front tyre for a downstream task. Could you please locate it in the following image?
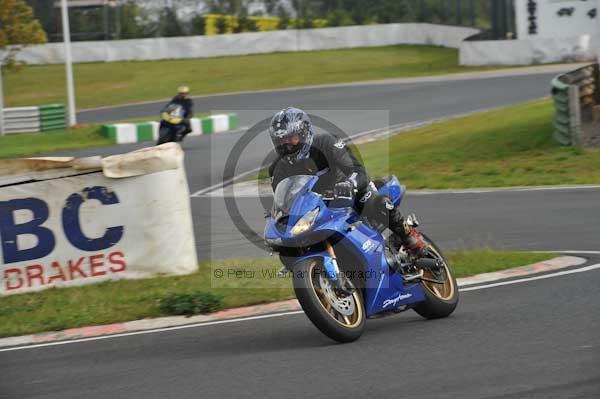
[413,234,459,319]
[156,127,173,145]
[293,259,365,343]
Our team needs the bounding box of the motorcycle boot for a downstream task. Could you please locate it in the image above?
[389,205,427,258]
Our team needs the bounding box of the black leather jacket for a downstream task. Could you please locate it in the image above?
[269,133,369,194]
[169,95,194,119]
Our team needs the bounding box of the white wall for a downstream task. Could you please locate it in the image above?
[460,34,597,66]
[514,0,600,39]
[462,0,600,66]
[13,23,479,65]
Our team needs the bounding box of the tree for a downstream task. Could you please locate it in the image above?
[234,6,258,33]
[25,0,55,38]
[0,0,47,68]
[276,5,291,29]
[69,7,104,40]
[118,1,151,40]
[327,8,353,26]
[189,14,206,36]
[291,0,318,28]
[264,0,279,15]
[159,7,184,37]
[207,0,243,15]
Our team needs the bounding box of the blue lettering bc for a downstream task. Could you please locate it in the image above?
[62,186,124,252]
[0,198,55,264]
[0,186,124,264]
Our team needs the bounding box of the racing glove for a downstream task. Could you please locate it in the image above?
[334,180,356,200]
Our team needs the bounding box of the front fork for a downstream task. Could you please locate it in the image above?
[281,241,351,293]
[324,241,355,296]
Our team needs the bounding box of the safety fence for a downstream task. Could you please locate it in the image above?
[2,104,66,135]
[551,64,600,147]
[102,113,238,144]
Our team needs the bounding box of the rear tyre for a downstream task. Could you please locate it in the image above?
[413,234,459,319]
[293,259,365,343]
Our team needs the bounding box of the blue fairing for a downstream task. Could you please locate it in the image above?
[265,175,425,317]
[163,123,186,132]
[377,176,406,207]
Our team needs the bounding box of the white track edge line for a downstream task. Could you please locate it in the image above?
[0,311,305,353]
[460,263,600,292]
[535,250,600,255]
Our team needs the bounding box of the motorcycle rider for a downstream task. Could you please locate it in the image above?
[268,107,427,258]
[164,86,194,138]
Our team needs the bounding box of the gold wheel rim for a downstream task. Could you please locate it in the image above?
[308,261,364,328]
[422,246,455,301]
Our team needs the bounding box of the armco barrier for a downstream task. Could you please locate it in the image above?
[39,104,67,132]
[0,144,198,296]
[3,107,40,134]
[2,104,65,135]
[102,113,238,144]
[551,64,599,146]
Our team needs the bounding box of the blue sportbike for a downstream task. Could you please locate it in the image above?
[156,103,188,145]
[264,175,459,342]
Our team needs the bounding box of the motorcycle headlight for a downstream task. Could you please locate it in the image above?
[290,207,320,236]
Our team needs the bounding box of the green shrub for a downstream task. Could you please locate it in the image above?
[159,291,223,316]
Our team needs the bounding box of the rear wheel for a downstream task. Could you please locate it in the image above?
[293,259,365,343]
[413,234,459,319]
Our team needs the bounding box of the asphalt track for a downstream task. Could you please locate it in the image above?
[71,68,565,194]
[197,186,600,260]
[1,257,599,399]
[3,67,599,398]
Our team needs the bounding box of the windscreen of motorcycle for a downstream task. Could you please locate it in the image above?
[272,175,314,217]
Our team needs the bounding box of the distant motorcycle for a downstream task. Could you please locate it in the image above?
[264,175,459,342]
[156,103,188,145]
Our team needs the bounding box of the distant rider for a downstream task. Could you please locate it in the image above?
[268,107,427,258]
[165,86,194,137]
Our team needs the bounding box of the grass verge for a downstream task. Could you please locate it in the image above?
[0,113,209,159]
[253,99,600,188]
[0,126,114,160]
[0,250,553,338]
[356,99,600,188]
[4,45,504,109]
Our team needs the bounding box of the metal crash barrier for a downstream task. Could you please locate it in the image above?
[551,64,600,147]
[1,104,66,135]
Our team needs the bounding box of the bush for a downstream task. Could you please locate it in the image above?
[215,15,228,34]
[190,14,206,35]
[159,291,223,316]
[327,9,354,27]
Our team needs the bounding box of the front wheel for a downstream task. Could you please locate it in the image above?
[156,127,174,145]
[413,234,459,319]
[293,259,365,343]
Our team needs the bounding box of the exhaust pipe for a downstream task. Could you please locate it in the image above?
[414,257,440,271]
